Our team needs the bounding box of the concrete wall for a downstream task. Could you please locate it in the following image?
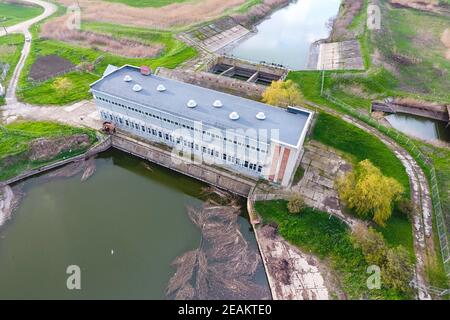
[111,134,256,197]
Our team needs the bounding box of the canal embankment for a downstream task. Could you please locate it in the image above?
[0,134,112,188]
[247,186,337,300]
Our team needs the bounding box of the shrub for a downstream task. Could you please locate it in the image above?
[287,195,305,214]
[383,246,414,293]
[351,223,386,266]
[396,198,414,218]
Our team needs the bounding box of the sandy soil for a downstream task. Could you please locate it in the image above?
[55,0,247,29]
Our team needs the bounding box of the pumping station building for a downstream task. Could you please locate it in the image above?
[90,65,313,187]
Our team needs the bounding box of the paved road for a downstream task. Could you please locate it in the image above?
[1,0,57,104]
[0,0,57,37]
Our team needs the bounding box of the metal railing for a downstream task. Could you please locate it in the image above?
[320,90,450,279]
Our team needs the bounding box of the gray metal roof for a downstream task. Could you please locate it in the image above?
[90,65,311,146]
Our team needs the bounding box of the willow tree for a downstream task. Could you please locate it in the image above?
[262,80,304,108]
[338,159,404,226]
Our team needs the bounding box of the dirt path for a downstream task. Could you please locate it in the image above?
[1,0,58,104]
[306,100,433,300]
[2,100,101,129]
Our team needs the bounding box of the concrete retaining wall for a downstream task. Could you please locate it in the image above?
[1,132,257,199]
[112,134,255,197]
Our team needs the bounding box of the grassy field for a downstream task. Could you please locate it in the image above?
[0,1,44,27]
[0,33,23,105]
[289,0,449,289]
[0,121,97,181]
[103,0,189,7]
[325,0,450,108]
[312,112,410,193]
[255,200,412,299]
[17,21,197,105]
[311,112,413,253]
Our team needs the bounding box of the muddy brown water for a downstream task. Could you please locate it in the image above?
[0,150,268,299]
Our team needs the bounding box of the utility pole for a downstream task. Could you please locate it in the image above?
[1,25,7,35]
[320,70,325,96]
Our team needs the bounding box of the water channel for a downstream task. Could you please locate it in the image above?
[229,0,342,69]
[385,113,450,142]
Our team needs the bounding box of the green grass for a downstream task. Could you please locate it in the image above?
[0,121,97,180]
[0,2,44,27]
[102,0,189,8]
[255,200,411,299]
[312,112,410,193]
[17,21,197,105]
[0,33,24,105]
[310,112,413,254]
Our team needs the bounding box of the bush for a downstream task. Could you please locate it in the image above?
[396,199,414,218]
[383,246,414,293]
[287,195,305,214]
[351,223,386,266]
[351,223,414,293]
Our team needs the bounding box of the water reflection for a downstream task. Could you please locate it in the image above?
[229,0,341,69]
[385,113,450,142]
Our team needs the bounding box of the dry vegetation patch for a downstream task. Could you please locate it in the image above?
[329,0,364,41]
[389,0,450,15]
[55,0,247,29]
[232,0,290,27]
[41,16,163,58]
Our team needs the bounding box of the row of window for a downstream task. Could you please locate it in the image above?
[101,111,263,173]
[96,96,268,154]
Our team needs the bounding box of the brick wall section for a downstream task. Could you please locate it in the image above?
[276,148,290,183]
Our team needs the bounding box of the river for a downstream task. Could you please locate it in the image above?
[228,0,342,69]
[0,150,268,299]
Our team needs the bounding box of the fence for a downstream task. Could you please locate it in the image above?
[320,89,450,279]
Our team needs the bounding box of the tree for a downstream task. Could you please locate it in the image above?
[382,246,414,292]
[53,77,72,95]
[287,195,305,214]
[352,223,413,293]
[351,223,386,266]
[337,160,404,226]
[262,80,304,108]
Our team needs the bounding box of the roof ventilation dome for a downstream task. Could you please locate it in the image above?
[229,112,240,120]
[256,112,266,120]
[132,84,142,92]
[157,84,166,92]
[187,100,197,108]
[124,75,132,82]
[213,100,223,108]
